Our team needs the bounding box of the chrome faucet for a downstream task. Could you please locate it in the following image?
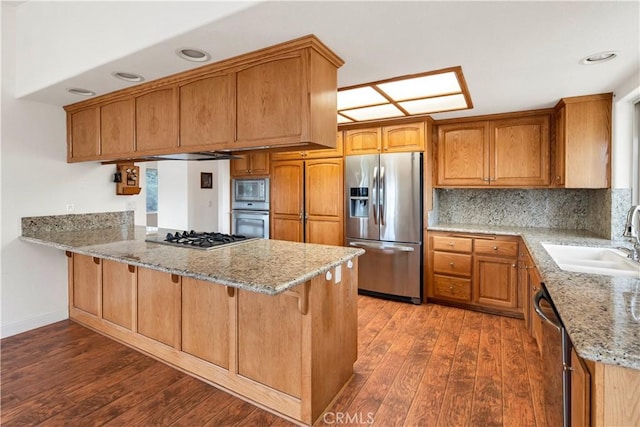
[623,205,640,261]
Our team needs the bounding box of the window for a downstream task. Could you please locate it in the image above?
[634,101,640,204]
[146,167,158,226]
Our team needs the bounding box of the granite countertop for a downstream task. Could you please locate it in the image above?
[21,226,364,295]
[428,223,640,371]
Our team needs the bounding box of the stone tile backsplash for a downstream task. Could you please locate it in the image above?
[432,188,633,239]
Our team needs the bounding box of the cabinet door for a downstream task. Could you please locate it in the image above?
[562,95,611,189]
[137,268,180,348]
[344,128,381,155]
[101,98,134,157]
[271,160,304,242]
[305,158,343,246]
[382,122,425,153]
[136,87,178,152]
[72,254,101,316]
[436,122,490,186]
[474,255,518,309]
[490,115,550,186]
[570,348,591,427]
[249,152,270,175]
[236,55,304,146]
[230,155,251,176]
[553,107,566,187]
[68,108,100,161]
[179,74,233,148]
[102,260,135,330]
[182,277,230,369]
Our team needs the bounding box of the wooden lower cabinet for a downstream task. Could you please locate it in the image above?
[427,232,521,316]
[137,269,181,348]
[572,350,640,426]
[67,253,358,425]
[70,253,101,316]
[102,260,135,330]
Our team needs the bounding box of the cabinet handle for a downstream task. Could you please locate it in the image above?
[483,178,490,182]
[448,242,455,247]
[493,246,499,250]
[449,285,454,291]
[511,264,517,268]
[557,176,562,180]
[449,262,455,267]
[93,257,101,265]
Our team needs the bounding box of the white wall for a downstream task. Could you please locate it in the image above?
[0,4,146,338]
[612,74,640,189]
[156,160,230,232]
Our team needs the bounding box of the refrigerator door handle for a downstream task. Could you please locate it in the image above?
[372,166,379,225]
[379,166,385,226]
[349,241,415,252]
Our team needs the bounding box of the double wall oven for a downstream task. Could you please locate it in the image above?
[231,178,270,239]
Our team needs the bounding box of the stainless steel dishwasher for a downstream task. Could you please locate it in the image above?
[534,285,572,427]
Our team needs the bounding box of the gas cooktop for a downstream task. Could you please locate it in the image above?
[145,230,255,250]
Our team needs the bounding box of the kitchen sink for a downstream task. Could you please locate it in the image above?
[541,243,640,278]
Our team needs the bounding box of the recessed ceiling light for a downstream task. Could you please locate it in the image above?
[112,71,145,82]
[579,51,619,65]
[67,88,96,96]
[176,47,211,62]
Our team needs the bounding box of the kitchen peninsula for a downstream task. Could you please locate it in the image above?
[21,212,364,426]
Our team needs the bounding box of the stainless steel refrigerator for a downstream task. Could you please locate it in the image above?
[345,152,422,304]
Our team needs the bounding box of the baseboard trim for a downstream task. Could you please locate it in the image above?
[1,309,69,339]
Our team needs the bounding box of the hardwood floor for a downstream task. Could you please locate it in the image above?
[1,296,546,426]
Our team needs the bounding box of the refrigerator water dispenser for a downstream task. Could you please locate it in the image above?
[349,187,369,218]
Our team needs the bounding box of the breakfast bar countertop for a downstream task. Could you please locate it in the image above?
[21,225,364,296]
[428,223,640,371]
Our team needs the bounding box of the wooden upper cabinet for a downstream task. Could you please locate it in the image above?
[272,132,344,160]
[67,107,100,161]
[436,121,490,186]
[382,122,425,152]
[179,73,234,149]
[64,36,342,163]
[236,55,303,145]
[344,127,382,155]
[554,93,612,189]
[230,152,270,177]
[435,114,550,187]
[490,115,550,186]
[100,98,134,157]
[136,87,178,153]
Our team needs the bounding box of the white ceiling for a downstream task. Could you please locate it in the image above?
[14,1,640,120]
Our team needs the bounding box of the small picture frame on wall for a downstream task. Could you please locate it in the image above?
[200,172,213,189]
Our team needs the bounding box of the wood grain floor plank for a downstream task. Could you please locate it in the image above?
[502,317,537,426]
[403,306,466,426]
[520,320,548,427]
[1,347,151,425]
[470,313,504,427]
[436,309,483,426]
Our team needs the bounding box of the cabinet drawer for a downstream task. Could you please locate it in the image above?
[433,275,471,301]
[433,251,472,277]
[474,239,518,257]
[432,236,472,253]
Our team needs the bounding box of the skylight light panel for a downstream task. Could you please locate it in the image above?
[341,104,404,121]
[376,72,462,101]
[337,86,388,110]
[399,93,468,114]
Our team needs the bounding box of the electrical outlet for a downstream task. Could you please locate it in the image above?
[126,201,136,211]
[66,204,74,213]
[208,200,213,207]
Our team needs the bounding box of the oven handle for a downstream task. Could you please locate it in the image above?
[232,210,270,216]
[533,289,561,332]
